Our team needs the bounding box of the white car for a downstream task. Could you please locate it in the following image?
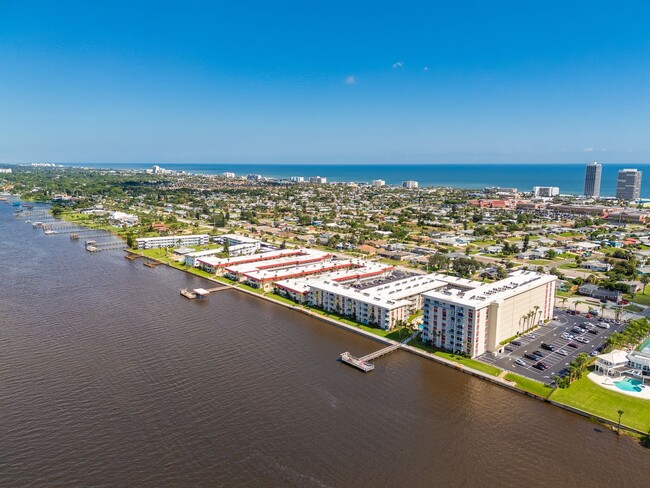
[557,349,569,356]
[596,322,610,329]
[561,333,574,340]
[514,358,527,366]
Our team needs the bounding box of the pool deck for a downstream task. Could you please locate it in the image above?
[587,372,650,400]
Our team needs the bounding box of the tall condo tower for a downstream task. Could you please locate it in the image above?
[616,169,642,201]
[584,162,602,197]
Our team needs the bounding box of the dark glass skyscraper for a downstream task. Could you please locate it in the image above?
[584,162,602,197]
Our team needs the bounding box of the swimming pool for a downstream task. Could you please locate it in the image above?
[613,377,644,393]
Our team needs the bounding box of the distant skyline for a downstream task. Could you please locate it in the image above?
[1,1,650,164]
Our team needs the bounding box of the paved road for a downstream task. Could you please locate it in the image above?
[479,309,628,384]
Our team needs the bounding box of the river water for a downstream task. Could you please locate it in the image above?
[0,202,647,487]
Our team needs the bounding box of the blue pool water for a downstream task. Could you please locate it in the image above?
[613,377,644,393]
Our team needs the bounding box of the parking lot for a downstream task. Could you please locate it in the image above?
[479,308,628,384]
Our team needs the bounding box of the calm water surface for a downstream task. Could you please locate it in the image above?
[0,202,647,487]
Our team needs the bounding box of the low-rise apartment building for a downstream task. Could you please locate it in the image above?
[135,234,210,249]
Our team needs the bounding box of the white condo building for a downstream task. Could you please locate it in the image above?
[533,186,560,198]
[402,180,419,189]
[290,176,305,182]
[135,234,210,249]
[422,270,556,358]
[372,179,386,187]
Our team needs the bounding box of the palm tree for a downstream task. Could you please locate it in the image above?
[600,303,606,319]
[561,297,568,309]
[641,274,650,294]
[533,305,540,325]
[617,409,624,435]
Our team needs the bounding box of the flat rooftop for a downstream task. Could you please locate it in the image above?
[423,270,555,307]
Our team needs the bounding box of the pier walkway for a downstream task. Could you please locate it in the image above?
[340,343,401,372]
[180,285,231,299]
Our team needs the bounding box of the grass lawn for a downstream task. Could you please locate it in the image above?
[632,288,650,306]
[529,259,554,265]
[549,376,650,432]
[409,340,502,376]
[625,304,644,313]
[555,290,575,298]
[504,373,554,398]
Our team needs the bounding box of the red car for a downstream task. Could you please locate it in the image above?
[585,313,593,318]
[567,342,580,348]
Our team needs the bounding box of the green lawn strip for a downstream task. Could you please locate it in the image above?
[529,259,554,265]
[555,290,575,298]
[409,340,502,376]
[625,304,644,313]
[632,289,650,306]
[549,376,650,432]
[407,310,423,322]
[504,373,554,398]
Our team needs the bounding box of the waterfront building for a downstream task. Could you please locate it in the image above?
[309,176,327,184]
[196,248,304,273]
[222,172,236,178]
[616,169,642,201]
[372,179,386,187]
[309,274,445,330]
[214,234,261,253]
[402,180,419,189]
[135,234,210,249]
[584,162,602,197]
[532,186,560,198]
[274,263,394,303]
[421,270,556,358]
[0,168,12,173]
[290,176,305,182]
[247,174,263,181]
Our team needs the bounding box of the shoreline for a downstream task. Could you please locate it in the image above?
[130,249,648,438]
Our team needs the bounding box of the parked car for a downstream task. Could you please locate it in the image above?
[557,349,569,356]
[515,358,527,366]
[505,346,515,352]
[533,362,549,371]
[585,313,593,318]
[532,350,545,357]
[567,342,580,348]
[600,299,607,303]
[541,343,555,351]
[596,322,610,329]
[590,350,599,357]
[575,337,590,344]
[588,329,600,335]
[571,327,585,335]
[511,340,522,346]
[562,332,574,340]
[524,353,539,360]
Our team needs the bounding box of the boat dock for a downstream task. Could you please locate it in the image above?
[340,343,401,372]
[180,285,230,299]
[85,240,127,252]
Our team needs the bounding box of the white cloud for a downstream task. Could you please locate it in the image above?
[392,61,404,69]
[583,147,594,152]
[423,66,429,71]
[345,75,356,84]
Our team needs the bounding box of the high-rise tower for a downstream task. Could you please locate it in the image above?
[584,162,602,197]
[616,169,642,201]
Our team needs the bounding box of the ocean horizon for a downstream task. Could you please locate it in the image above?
[62,162,650,198]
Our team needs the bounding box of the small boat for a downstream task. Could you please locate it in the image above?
[43,229,57,235]
[12,201,21,206]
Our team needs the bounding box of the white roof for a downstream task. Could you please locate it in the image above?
[596,349,630,364]
[423,270,556,308]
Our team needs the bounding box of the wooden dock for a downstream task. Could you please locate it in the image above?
[143,261,163,267]
[180,285,231,299]
[340,344,401,372]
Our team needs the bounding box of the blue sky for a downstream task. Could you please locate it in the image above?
[1,0,649,164]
